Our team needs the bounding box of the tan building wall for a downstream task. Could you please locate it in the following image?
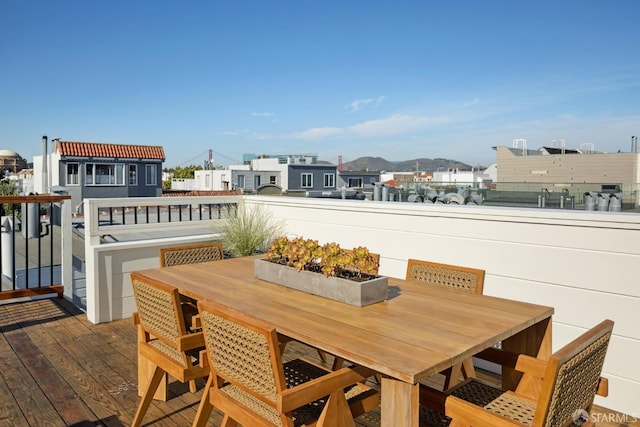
[494,146,639,207]
[496,146,638,183]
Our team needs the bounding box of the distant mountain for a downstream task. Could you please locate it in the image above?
[340,156,474,172]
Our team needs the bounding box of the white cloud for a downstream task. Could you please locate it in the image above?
[282,113,447,141]
[344,96,385,113]
[288,127,344,140]
[347,114,447,138]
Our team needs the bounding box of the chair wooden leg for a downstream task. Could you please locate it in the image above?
[443,364,461,390]
[132,365,165,427]
[189,379,198,393]
[221,415,239,427]
[192,375,214,427]
[316,390,356,427]
[332,356,345,371]
[317,349,328,363]
[461,358,476,380]
[443,358,476,390]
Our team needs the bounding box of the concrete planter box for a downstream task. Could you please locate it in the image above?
[254,258,388,307]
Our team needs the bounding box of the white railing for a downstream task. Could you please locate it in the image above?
[83,196,241,324]
[82,194,639,416]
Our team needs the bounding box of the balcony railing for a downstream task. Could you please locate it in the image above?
[0,194,71,300]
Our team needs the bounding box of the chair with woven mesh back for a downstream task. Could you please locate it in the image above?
[419,319,614,427]
[131,277,209,427]
[406,258,485,390]
[192,299,380,427]
[159,242,224,330]
[159,242,224,267]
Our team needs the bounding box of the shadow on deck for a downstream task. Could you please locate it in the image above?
[0,298,635,426]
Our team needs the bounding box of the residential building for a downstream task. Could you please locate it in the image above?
[4,168,34,194]
[493,143,640,208]
[33,140,165,212]
[191,154,338,194]
[337,170,380,190]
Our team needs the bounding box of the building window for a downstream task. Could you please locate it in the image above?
[270,175,277,185]
[301,173,313,188]
[254,175,261,188]
[237,175,245,189]
[85,163,125,186]
[66,163,79,185]
[145,164,157,186]
[323,173,335,188]
[348,178,363,188]
[129,164,137,185]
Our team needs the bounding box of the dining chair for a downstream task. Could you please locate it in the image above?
[406,258,485,389]
[159,242,224,267]
[131,278,209,427]
[159,242,224,329]
[192,299,380,427]
[419,319,614,427]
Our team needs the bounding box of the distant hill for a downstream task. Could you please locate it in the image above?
[341,156,473,172]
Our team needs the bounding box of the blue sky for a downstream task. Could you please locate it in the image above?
[2,1,639,168]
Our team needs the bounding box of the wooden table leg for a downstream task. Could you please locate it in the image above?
[502,316,552,399]
[381,377,419,427]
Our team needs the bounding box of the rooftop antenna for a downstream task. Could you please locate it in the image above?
[512,138,527,156]
[580,143,595,154]
[552,138,566,155]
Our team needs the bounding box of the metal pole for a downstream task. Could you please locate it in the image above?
[42,136,48,194]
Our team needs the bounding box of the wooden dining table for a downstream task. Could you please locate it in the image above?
[130,255,554,427]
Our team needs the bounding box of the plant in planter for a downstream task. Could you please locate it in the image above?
[257,237,387,306]
[265,237,380,281]
[215,203,285,257]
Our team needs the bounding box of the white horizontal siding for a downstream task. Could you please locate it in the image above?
[247,196,640,416]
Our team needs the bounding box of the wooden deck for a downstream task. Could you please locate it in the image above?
[0,298,635,427]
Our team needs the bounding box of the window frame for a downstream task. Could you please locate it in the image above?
[66,163,79,186]
[84,162,125,186]
[301,173,313,188]
[145,164,158,186]
[128,164,137,186]
[348,177,363,188]
[323,173,335,188]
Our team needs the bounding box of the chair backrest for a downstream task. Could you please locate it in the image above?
[534,319,614,427]
[132,278,187,345]
[406,259,485,294]
[198,299,285,412]
[159,242,224,267]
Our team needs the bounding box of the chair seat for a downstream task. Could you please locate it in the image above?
[420,379,536,427]
[220,358,376,427]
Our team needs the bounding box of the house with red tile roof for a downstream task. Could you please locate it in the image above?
[34,140,165,213]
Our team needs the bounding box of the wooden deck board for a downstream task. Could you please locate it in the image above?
[0,298,634,427]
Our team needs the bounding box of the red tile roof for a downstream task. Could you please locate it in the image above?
[56,141,165,160]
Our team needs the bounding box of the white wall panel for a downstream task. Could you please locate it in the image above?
[247,196,640,416]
